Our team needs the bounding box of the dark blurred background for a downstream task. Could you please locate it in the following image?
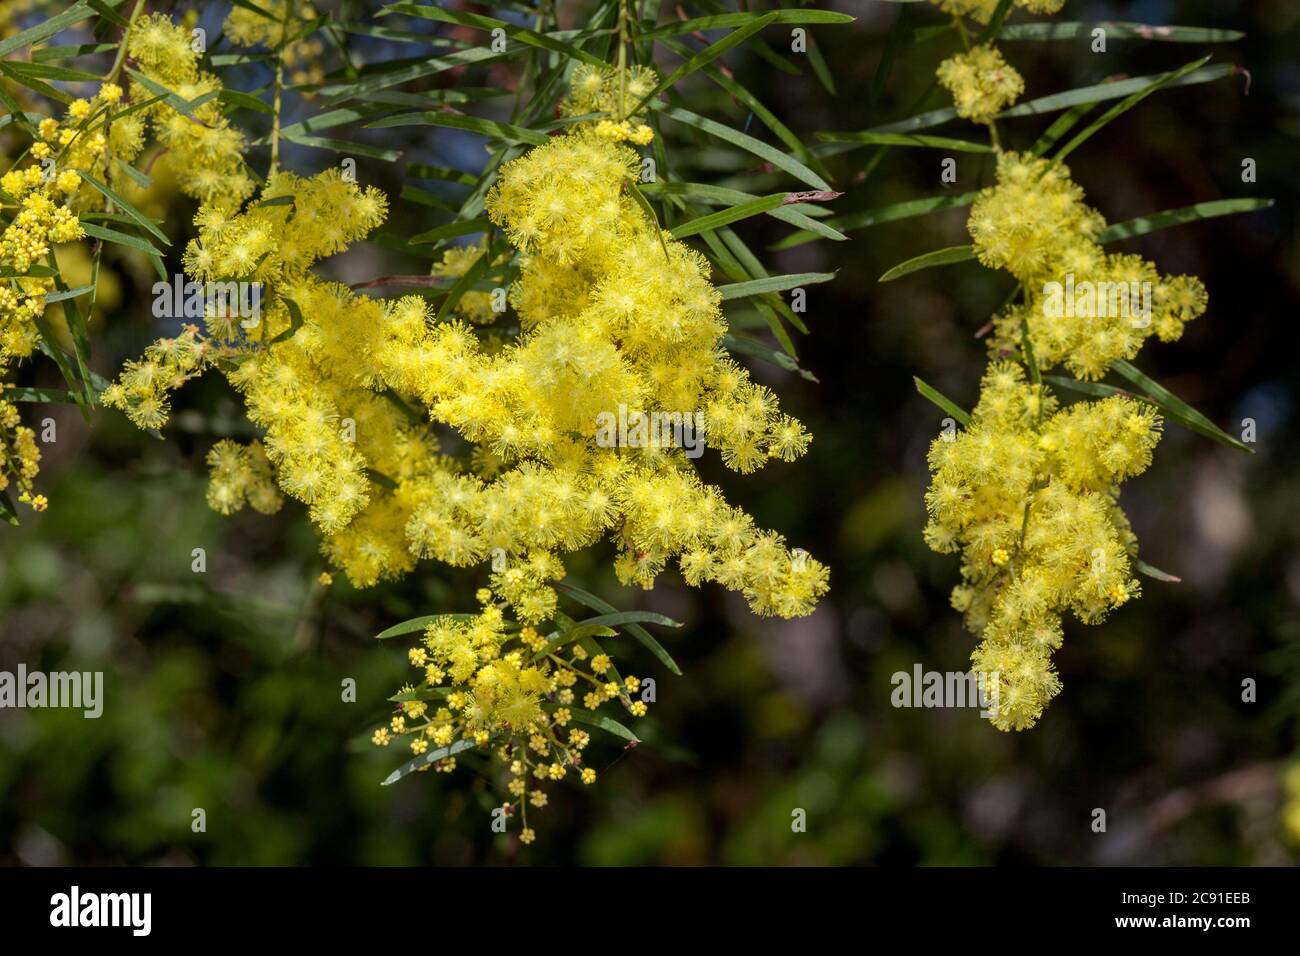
[1,0,1298,865]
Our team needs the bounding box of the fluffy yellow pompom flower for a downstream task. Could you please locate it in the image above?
[937,45,1024,124]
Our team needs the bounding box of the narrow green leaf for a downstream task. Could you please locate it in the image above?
[1054,56,1211,163]
[655,104,832,192]
[1134,558,1182,583]
[282,133,402,161]
[366,110,548,146]
[722,332,818,382]
[381,737,478,785]
[555,582,682,676]
[42,284,95,304]
[718,272,834,301]
[76,171,170,246]
[1032,102,1094,156]
[1111,360,1253,454]
[635,10,853,40]
[1097,198,1273,243]
[628,183,672,261]
[819,131,993,153]
[872,64,1235,134]
[635,14,778,113]
[914,376,971,426]
[997,22,1245,43]
[374,612,478,640]
[379,3,605,66]
[880,245,976,282]
[644,182,844,241]
[2,386,82,403]
[0,2,96,58]
[669,192,786,239]
[408,217,491,245]
[0,489,19,527]
[435,242,494,322]
[771,191,977,251]
[565,708,640,743]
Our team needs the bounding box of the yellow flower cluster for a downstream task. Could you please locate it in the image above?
[372,598,647,839]
[0,395,42,510]
[924,147,1213,729]
[972,153,1208,380]
[377,124,827,618]
[562,64,657,143]
[126,14,254,205]
[206,439,283,516]
[926,363,1163,730]
[102,324,215,431]
[936,45,1024,124]
[1284,763,1300,844]
[430,238,505,325]
[934,0,1065,23]
[224,1,326,90]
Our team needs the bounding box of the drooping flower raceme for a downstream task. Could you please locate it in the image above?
[924,151,1206,731]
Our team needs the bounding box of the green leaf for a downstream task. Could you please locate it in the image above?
[125,67,220,117]
[42,284,95,304]
[76,171,170,246]
[654,104,832,192]
[269,297,306,345]
[669,192,786,239]
[555,582,682,676]
[628,183,672,261]
[0,2,96,58]
[1098,198,1273,243]
[374,612,478,640]
[977,0,1016,45]
[533,609,683,662]
[644,182,845,241]
[872,64,1236,134]
[1134,558,1182,583]
[381,737,479,785]
[718,272,835,301]
[379,3,605,66]
[635,10,853,40]
[281,133,402,161]
[1054,56,1211,163]
[880,245,976,282]
[722,332,818,382]
[408,217,491,245]
[564,707,640,744]
[114,157,152,189]
[366,110,548,146]
[219,87,274,114]
[1110,360,1253,454]
[0,489,19,527]
[320,47,507,104]
[818,131,993,153]
[913,376,971,427]
[2,386,82,403]
[435,242,495,322]
[996,22,1245,43]
[79,222,166,280]
[1032,102,1094,156]
[634,13,778,113]
[771,191,977,251]
[1000,63,1235,120]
